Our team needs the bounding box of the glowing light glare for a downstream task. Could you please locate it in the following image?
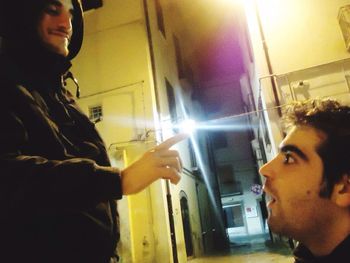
[169,89,258,235]
[178,119,197,135]
[172,120,256,134]
[241,0,257,29]
[220,0,255,12]
[188,134,226,233]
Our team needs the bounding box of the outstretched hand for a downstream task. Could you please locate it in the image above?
[121,133,188,195]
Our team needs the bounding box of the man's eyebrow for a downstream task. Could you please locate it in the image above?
[49,0,63,6]
[48,0,74,12]
[280,145,309,161]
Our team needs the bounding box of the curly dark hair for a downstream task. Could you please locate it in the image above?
[282,98,350,197]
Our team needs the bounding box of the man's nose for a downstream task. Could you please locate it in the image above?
[58,10,72,31]
[259,159,275,179]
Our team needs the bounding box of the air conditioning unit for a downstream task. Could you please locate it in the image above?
[338,5,350,51]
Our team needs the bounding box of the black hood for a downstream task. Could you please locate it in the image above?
[0,0,84,60]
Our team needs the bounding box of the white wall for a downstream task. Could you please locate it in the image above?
[222,192,263,236]
[256,0,350,74]
[245,0,350,154]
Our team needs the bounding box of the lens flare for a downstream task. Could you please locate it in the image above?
[175,119,197,135]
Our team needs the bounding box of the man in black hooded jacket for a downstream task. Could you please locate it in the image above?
[0,0,186,262]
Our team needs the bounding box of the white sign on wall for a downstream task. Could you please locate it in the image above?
[245,206,258,218]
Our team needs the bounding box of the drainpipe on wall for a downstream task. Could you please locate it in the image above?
[254,2,282,117]
[253,1,280,243]
[142,1,179,262]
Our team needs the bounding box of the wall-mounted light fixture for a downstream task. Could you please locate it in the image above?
[293,80,310,100]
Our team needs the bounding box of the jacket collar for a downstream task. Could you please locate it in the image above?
[293,235,350,262]
[1,41,72,92]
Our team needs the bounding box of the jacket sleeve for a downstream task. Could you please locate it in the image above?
[0,110,123,215]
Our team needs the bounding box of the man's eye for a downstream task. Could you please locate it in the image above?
[44,5,59,15]
[283,153,295,164]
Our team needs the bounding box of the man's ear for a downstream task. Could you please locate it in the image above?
[332,174,350,207]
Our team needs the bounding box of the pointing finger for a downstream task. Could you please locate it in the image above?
[155,133,188,151]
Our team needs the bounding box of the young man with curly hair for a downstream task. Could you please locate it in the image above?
[260,98,350,262]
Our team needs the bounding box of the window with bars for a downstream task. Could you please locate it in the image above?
[89,105,103,123]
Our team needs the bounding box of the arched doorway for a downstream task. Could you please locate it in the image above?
[180,192,194,257]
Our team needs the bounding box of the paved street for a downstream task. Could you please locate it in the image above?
[189,234,294,263]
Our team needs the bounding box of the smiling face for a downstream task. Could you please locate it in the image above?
[259,125,340,241]
[37,0,74,57]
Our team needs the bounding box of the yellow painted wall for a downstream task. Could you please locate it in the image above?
[77,82,147,147]
[67,0,206,262]
[121,143,157,263]
[68,0,165,262]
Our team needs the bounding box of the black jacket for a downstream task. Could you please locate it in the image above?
[0,49,122,262]
[293,235,350,263]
